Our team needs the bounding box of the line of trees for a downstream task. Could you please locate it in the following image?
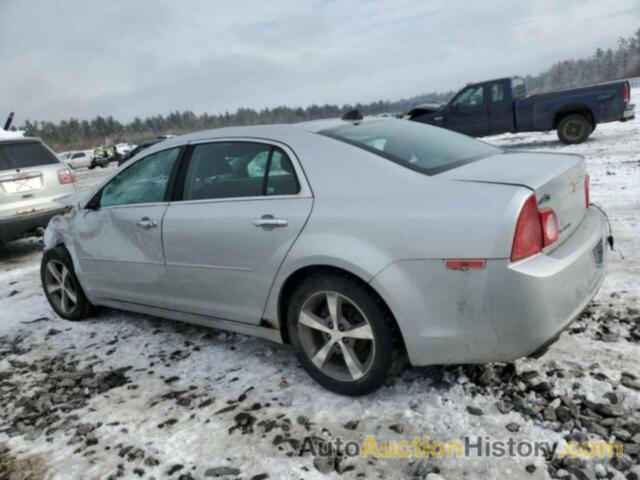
[18,28,640,152]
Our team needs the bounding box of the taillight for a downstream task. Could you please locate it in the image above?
[58,168,76,184]
[511,195,543,261]
[539,208,559,246]
[623,83,630,104]
[584,173,590,208]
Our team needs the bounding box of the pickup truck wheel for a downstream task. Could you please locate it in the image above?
[286,273,396,396]
[557,114,592,144]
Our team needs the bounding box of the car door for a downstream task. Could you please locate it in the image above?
[445,85,489,137]
[162,140,313,325]
[73,147,182,305]
[487,80,514,134]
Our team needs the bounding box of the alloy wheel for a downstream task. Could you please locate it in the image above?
[297,291,375,382]
[44,260,78,315]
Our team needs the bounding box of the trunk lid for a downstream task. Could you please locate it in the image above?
[440,151,588,246]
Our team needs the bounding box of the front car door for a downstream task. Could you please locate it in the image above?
[162,140,313,325]
[73,147,182,305]
[445,85,489,137]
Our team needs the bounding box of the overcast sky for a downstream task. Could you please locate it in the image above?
[1,0,639,124]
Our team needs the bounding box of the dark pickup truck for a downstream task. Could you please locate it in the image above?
[407,76,635,144]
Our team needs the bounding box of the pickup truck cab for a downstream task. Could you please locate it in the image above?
[407,76,635,144]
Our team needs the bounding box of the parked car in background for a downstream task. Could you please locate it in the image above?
[115,143,134,156]
[42,117,606,395]
[407,77,635,144]
[118,138,165,166]
[59,150,94,169]
[1,137,77,243]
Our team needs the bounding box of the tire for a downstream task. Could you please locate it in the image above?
[286,273,396,395]
[41,246,96,321]
[557,114,592,144]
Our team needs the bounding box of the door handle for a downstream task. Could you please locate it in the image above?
[137,217,158,230]
[253,214,288,229]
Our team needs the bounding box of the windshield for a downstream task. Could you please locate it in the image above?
[320,120,500,175]
[0,141,60,170]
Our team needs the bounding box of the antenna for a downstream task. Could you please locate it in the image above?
[3,112,14,130]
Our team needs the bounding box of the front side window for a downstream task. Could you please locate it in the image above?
[100,147,180,207]
[183,142,299,201]
[321,119,500,175]
[452,86,484,109]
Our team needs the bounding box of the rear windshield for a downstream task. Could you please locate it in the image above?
[320,120,500,175]
[0,142,59,170]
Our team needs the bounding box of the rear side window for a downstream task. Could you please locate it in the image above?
[0,142,59,170]
[491,84,505,102]
[182,142,299,201]
[321,120,500,175]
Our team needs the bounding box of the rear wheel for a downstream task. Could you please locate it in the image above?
[41,247,96,321]
[286,273,396,395]
[557,114,592,144]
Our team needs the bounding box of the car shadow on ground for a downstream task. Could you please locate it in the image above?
[0,236,43,268]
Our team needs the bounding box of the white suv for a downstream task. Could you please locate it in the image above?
[0,137,78,243]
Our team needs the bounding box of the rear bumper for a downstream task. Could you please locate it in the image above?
[370,208,607,366]
[622,103,635,121]
[0,207,65,242]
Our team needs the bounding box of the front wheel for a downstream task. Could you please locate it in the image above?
[557,114,593,144]
[41,247,96,321]
[286,273,396,395]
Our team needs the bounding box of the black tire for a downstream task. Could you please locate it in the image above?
[41,246,96,321]
[286,272,396,396]
[557,114,592,144]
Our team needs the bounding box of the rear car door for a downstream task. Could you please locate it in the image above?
[162,140,313,325]
[487,80,514,134]
[445,85,490,136]
[73,147,182,304]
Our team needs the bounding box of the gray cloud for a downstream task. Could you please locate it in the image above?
[1,0,638,123]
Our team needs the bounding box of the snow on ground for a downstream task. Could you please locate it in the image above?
[1,93,639,480]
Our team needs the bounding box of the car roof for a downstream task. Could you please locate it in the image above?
[148,116,393,148]
[0,136,42,145]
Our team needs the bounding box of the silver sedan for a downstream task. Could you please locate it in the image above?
[42,117,607,395]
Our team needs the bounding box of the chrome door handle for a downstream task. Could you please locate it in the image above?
[253,214,288,229]
[137,217,158,230]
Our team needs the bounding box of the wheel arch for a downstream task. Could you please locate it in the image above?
[275,264,408,358]
[552,106,596,129]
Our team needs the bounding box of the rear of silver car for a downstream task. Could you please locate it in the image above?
[0,138,77,242]
[372,151,607,366]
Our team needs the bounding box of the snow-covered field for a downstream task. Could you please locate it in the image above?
[1,93,639,480]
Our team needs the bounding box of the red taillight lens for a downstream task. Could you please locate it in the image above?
[623,83,630,104]
[584,173,590,208]
[58,169,76,184]
[539,208,559,246]
[511,194,543,261]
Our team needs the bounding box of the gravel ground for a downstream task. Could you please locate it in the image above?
[1,97,639,479]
